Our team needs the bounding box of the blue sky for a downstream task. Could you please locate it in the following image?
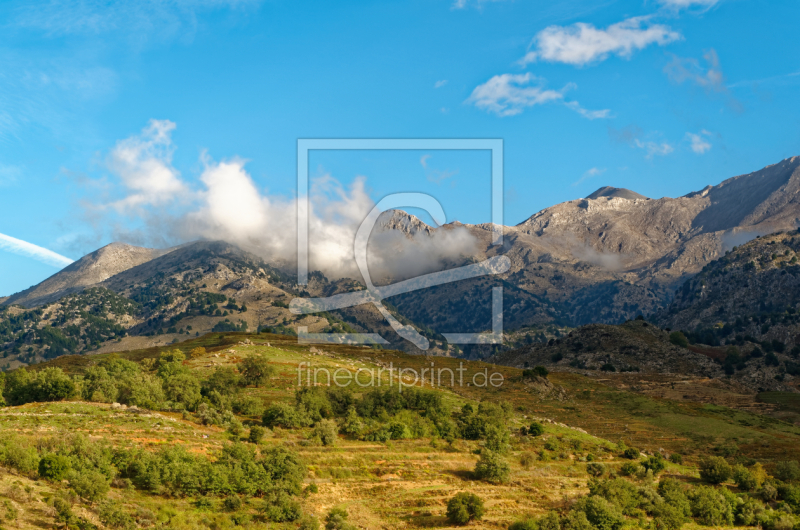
[1,0,799,296]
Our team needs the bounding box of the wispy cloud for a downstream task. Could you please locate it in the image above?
[572,167,606,187]
[635,139,673,158]
[452,0,508,9]
[0,164,22,187]
[520,16,681,67]
[564,101,613,120]
[466,73,568,117]
[686,130,712,154]
[0,232,74,268]
[13,0,261,44]
[420,154,431,169]
[665,49,742,111]
[658,0,719,11]
[434,80,448,89]
[610,125,673,158]
[466,73,610,119]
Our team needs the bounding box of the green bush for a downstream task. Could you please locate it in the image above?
[312,419,339,446]
[69,469,110,503]
[99,501,135,530]
[698,456,732,484]
[474,450,510,484]
[574,496,624,530]
[587,463,606,477]
[642,454,666,475]
[669,331,689,348]
[261,489,301,522]
[508,518,538,530]
[735,497,766,526]
[732,464,758,491]
[528,421,545,436]
[775,460,800,482]
[223,495,243,511]
[233,395,265,416]
[4,367,76,405]
[262,402,310,429]
[669,453,683,464]
[38,453,71,481]
[622,447,641,459]
[688,486,734,526]
[483,424,510,454]
[239,354,275,386]
[248,426,267,444]
[446,492,485,525]
[325,506,355,530]
[651,502,685,530]
[657,478,691,519]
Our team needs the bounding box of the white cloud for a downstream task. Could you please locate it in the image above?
[85,121,479,282]
[105,119,188,212]
[467,73,612,119]
[658,0,719,10]
[686,130,712,154]
[634,139,674,158]
[452,0,507,9]
[420,155,431,169]
[572,167,606,187]
[0,232,74,268]
[564,101,613,120]
[466,73,569,117]
[520,16,681,67]
[434,80,448,89]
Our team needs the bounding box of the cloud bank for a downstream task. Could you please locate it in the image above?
[85,120,479,283]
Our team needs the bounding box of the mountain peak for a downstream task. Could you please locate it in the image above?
[586,186,648,201]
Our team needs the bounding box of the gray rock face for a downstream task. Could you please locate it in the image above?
[587,186,649,201]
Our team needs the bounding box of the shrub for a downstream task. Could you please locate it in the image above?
[508,519,538,530]
[262,402,310,429]
[5,367,76,405]
[69,469,110,503]
[528,421,545,436]
[642,454,666,475]
[260,446,306,495]
[657,478,692,519]
[233,396,265,416]
[162,373,202,411]
[483,424,510,454]
[735,497,766,526]
[689,486,734,526]
[732,464,758,491]
[669,453,683,464]
[312,420,339,446]
[575,495,625,530]
[775,460,800,482]
[248,426,267,444]
[669,331,689,348]
[446,492,485,525]
[99,501,135,530]
[325,507,355,530]
[622,447,641,460]
[261,489,301,522]
[204,367,241,396]
[519,452,536,469]
[298,516,321,530]
[699,456,732,484]
[223,495,243,511]
[38,453,71,481]
[239,355,276,386]
[651,502,685,530]
[474,450,510,484]
[587,463,606,477]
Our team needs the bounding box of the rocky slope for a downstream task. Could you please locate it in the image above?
[490,318,799,393]
[4,243,172,307]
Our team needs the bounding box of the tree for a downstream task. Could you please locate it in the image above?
[239,354,275,386]
[203,367,241,396]
[263,402,310,429]
[474,450,510,484]
[311,420,338,447]
[575,496,625,530]
[669,332,689,348]
[38,453,71,481]
[528,421,545,436]
[69,469,110,503]
[446,492,485,525]
[775,460,800,482]
[163,372,202,410]
[699,456,732,484]
[248,426,267,444]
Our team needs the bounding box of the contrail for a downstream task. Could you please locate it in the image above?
[0,232,74,268]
